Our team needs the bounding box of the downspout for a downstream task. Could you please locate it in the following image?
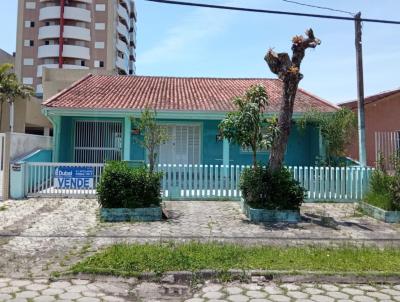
[58,0,65,68]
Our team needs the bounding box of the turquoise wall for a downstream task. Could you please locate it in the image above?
[56,116,320,166]
[127,119,320,166]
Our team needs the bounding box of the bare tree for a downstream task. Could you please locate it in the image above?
[265,29,321,171]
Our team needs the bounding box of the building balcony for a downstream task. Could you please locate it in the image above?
[117,22,130,43]
[116,39,130,59]
[39,6,91,23]
[116,56,129,74]
[118,4,130,27]
[38,45,90,60]
[38,25,91,42]
[37,64,89,78]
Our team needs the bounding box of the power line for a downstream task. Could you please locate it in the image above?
[145,0,400,25]
[281,0,355,17]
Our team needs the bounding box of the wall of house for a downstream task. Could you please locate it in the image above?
[55,116,320,166]
[129,119,320,166]
[343,94,400,166]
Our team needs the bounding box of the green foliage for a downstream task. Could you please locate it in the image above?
[240,166,305,210]
[219,85,278,167]
[71,242,400,276]
[300,108,357,166]
[132,109,169,173]
[365,165,400,211]
[97,161,162,209]
[0,63,34,125]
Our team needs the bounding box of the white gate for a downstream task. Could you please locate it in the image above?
[375,131,400,170]
[74,120,123,163]
[0,134,4,200]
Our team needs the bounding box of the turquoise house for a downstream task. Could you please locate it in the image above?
[42,75,337,166]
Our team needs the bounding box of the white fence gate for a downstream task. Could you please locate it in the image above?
[25,162,104,198]
[0,134,5,200]
[375,131,400,170]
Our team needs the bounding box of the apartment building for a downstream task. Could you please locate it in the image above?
[15,0,137,97]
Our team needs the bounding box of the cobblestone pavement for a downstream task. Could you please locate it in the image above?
[185,282,400,302]
[0,199,400,279]
[1,279,400,302]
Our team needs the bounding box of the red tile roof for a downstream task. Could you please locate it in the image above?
[340,88,400,109]
[43,75,338,113]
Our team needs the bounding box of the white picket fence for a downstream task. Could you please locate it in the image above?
[24,162,373,202]
[156,164,374,201]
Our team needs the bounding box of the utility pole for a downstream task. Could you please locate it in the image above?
[355,12,367,166]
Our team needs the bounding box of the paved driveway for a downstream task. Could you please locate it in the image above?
[0,199,400,278]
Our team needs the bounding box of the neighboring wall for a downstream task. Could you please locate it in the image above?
[341,92,400,166]
[2,132,52,199]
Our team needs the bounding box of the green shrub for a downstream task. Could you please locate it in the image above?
[365,169,400,211]
[97,161,162,209]
[389,175,400,211]
[240,166,305,210]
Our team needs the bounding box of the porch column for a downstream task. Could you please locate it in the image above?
[123,117,131,161]
[223,138,230,167]
[51,116,61,162]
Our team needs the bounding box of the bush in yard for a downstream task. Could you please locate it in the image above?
[365,154,400,211]
[97,161,162,209]
[240,165,305,210]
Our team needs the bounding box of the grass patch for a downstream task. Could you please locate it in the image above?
[0,206,7,212]
[71,242,400,276]
[364,191,393,211]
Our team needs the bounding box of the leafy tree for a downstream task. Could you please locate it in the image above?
[132,109,169,173]
[300,108,357,166]
[265,29,321,172]
[0,64,33,131]
[219,85,278,168]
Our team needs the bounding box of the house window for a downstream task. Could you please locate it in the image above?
[74,120,123,163]
[25,21,35,28]
[95,4,106,11]
[23,58,34,66]
[158,125,201,165]
[22,77,33,85]
[95,23,105,30]
[94,60,104,68]
[24,40,34,47]
[80,60,86,67]
[95,42,105,49]
[25,2,36,9]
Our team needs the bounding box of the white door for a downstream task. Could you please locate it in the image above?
[158,125,200,165]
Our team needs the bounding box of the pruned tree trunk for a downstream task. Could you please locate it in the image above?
[265,29,321,171]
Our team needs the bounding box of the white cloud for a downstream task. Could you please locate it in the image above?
[137,2,236,66]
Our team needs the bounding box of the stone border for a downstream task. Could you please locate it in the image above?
[240,199,301,223]
[359,201,400,223]
[100,207,162,222]
[62,269,400,285]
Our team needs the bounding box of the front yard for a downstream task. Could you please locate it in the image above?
[71,242,400,276]
[0,198,400,279]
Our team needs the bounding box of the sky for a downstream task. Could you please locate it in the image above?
[1,0,400,104]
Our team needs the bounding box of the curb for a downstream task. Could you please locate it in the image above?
[57,270,400,284]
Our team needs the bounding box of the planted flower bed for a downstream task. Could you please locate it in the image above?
[240,166,305,223]
[97,161,163,222]
[359,202,400,223]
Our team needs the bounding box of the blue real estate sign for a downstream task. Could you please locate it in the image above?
[54,167,94,189]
